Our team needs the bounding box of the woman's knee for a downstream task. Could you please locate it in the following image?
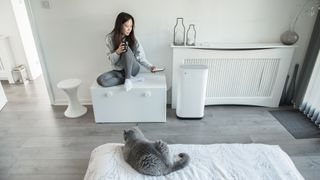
[97,72,113,87]
[96,75,106,86]
[97,77,124,87]
[97,71,125,87]
[122,47,135,60]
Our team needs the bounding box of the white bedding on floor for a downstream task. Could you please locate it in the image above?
[84,143,304,180]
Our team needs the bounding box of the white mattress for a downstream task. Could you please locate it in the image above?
[84,143,304,180]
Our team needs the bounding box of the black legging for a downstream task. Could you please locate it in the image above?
[97,47,140,87]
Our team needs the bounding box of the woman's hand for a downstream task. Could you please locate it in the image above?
[115,43,127,55]
[150,66,156,73]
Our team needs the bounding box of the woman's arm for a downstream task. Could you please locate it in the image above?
[105,34,120,64]
[134,38,153,71]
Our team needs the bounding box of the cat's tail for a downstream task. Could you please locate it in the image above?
[171,153,190,173]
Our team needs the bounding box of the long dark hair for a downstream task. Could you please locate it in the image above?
[111,12,136,51]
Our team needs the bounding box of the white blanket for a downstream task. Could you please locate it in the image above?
[84,143,304,180]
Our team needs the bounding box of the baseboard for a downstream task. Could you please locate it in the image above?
[54,98,172,106]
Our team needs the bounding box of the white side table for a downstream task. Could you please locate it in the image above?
[57,79,87,118]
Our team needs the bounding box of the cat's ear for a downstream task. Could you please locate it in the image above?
[123,130,128,134]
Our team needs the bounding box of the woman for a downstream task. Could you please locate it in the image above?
[97,12,157,91]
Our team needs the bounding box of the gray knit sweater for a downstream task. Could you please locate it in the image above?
[105,33,153,71]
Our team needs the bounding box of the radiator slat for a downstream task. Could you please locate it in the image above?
[184,58,280,97]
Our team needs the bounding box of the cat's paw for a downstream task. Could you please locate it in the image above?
[155,140,169,153]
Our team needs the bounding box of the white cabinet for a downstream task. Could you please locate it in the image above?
[0,81,7,111]
[0,35,15,83]
[91,73,167,123]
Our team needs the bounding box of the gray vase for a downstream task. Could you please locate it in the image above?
[280,30,299,45]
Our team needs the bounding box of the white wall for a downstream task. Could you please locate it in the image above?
[27,0,318,104]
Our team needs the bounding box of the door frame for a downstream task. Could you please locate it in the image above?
[22,0,55,104]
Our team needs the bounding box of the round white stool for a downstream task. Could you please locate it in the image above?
[57,79,87,118]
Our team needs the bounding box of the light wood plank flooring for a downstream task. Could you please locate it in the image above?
[0,77,320,180]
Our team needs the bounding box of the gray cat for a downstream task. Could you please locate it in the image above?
[122,127,190,176]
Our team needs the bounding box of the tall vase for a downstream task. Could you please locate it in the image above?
[173,18,185,46]
[285,64,299,105]
[186,24,196,46]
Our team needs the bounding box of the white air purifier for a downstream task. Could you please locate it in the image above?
[176,64,208,119]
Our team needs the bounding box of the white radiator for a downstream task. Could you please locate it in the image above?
[171,44,295,108]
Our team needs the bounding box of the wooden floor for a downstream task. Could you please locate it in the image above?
[0,77,320,180]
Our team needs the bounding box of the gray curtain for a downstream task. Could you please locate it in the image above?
[294,12,320,107]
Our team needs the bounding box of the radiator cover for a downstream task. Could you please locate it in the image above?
[171,44,295,108]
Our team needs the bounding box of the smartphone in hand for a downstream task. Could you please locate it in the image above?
[121,38,128,52]
[153,68,165,72]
